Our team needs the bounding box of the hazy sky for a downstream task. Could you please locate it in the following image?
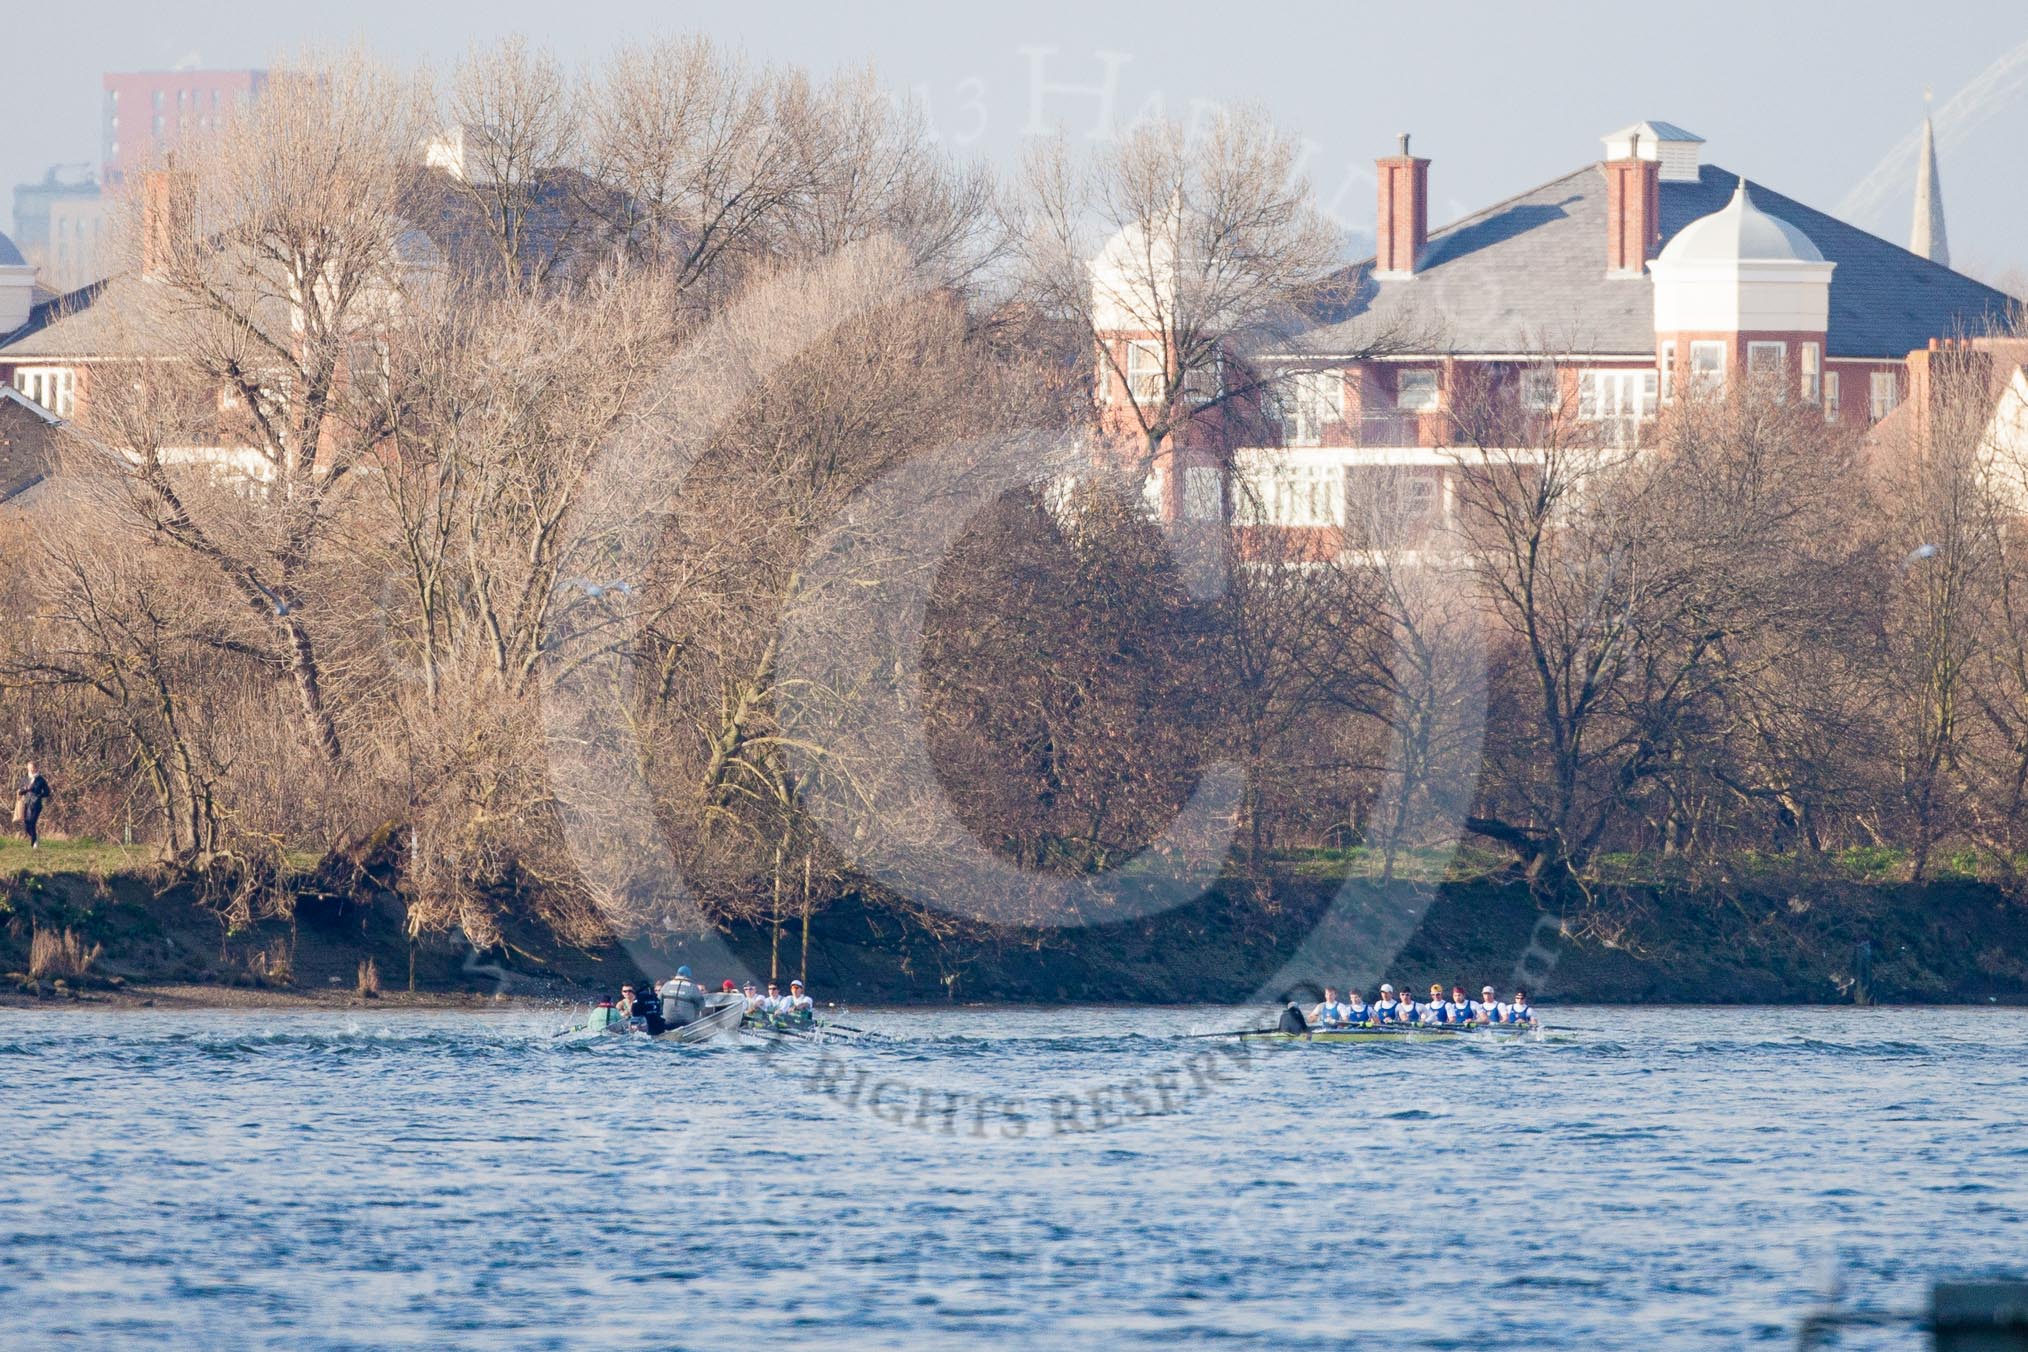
[8,0,2027,285]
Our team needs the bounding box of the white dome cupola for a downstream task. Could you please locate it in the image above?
[0,230,34,336]
[1648,180,1834,335]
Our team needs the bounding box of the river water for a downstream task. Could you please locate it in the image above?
[2,1004,2022,1349]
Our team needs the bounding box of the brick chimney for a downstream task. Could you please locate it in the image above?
[139,167,192,278]
[1604,132,1660,277]
[1375,133,1429,278]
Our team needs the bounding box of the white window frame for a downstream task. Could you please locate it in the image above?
[1182,465,1223,522]
[1870,370,1900,422]
[1181,349,1225,405]
[1274,369,1345,447]
[1125,339,1166,406]
[1139,464,1167,519]
[1800,342,1821,404]
[1824,370,1840,422]
[1690,341,1726,391]
[1347,467,1443,548]
[1659,341,1676,404]
[1747,341,1786,381]
[1576,369,1658,421]
[1520,365,1560,412]
[13,366,76,417]
[1239,462,1344,528]
[1577,369,1660,447]
[1395,368,1440,412]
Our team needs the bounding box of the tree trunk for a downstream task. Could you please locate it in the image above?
[800,851,812,985]
[282,613,343,763]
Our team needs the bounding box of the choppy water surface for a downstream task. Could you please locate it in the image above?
[2,1004,2023,1349]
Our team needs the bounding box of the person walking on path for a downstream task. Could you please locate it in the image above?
[13,763,51,848]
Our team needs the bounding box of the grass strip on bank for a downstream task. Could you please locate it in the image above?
[0,837,164,879]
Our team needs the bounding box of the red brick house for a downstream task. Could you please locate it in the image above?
[1098,120,2018,541]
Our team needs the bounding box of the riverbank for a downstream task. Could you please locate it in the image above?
[4,839,2026,1006]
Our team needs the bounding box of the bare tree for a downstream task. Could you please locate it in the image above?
[435,36,586,289]
[580,36,808,297]
[1013,106,1350,471]
[80,53,430,764]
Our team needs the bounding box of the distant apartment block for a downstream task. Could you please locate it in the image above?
[102,69,267,186]
[9,166,103,293]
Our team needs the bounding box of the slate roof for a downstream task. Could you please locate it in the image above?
[1294,163,2017,360]
[0,276,132,359]
[0,389,57,503]
[0,165,609,363]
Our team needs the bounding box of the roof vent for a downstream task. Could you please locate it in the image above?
[1601,121,1704,183]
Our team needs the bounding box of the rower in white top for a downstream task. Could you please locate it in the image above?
[784,980,815,1021]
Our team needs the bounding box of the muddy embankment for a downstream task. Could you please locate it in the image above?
[6,860,2027,1008]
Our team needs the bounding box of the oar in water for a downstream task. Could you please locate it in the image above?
[1181,1027,1281,1039]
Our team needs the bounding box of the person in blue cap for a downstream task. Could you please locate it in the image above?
[658,966,703,1028]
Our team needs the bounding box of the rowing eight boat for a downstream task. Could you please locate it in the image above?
[1241,1025,1564,1045]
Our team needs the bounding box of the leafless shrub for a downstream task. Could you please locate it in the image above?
[28,927,102,982]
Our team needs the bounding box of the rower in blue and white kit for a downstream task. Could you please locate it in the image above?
[1309,987,1349,1028]
[1372,984,1401,1023]
[1343,989,1373,1026]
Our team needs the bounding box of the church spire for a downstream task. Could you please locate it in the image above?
[1910,90,1950,266]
